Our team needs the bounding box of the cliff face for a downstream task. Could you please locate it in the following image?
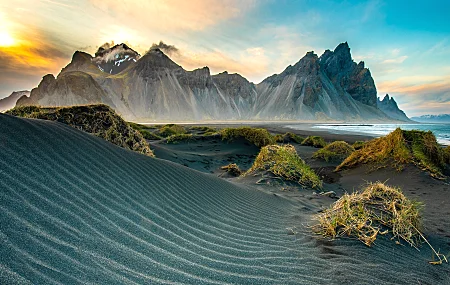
[16,42,408,122]
[377,94,411,122]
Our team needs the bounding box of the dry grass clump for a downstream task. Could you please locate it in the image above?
[313,182,447,264]
[336,128,446,177]
[166,133,194,144]
[156,124,187,138]
[220,127,275,148]
[244,144,322,189]
[275,132,304,144]
[301,136,327,148]
[7,104,154,157]
[221,163,242,176]
[313,141,355,162]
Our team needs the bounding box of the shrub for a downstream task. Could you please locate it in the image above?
[444,146,450,164]
[7,104,154,157]
[220,127,275,148]
[336,128,446,177]
[157,124,187,138]
[275,132,304,144]
[166,133,194,144]
[313,141,354,162]
[301,136,327,148]
[221,163,242,176]
[245,144,322,189]
[312,182,423,247]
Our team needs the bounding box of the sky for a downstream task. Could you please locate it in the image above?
[0,0,449,117]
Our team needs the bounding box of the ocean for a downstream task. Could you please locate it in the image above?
[287,123,450,146]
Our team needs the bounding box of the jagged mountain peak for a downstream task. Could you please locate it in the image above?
[92,43,140,75]
[377,94,409,121]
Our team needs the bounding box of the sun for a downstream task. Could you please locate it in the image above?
[0,31,15,47]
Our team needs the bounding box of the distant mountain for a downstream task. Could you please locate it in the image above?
[377,94,411,122]
[410,114,450,123]
[0,90,30,112]
[17,42,410,122]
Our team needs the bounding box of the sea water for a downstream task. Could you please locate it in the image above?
[289,124,450,146]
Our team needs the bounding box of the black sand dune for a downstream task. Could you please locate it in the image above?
[1,114,449,284]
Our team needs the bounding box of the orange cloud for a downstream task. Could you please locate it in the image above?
[89,0,255,32]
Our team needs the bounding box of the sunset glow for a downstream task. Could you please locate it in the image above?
[0,30,15,47]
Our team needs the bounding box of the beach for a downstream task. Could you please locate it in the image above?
[2,114,449,284]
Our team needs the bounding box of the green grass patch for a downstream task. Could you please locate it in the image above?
[140,130,162,140]
[336,128,446,178]
[301,136,327,148]
[156,124,187,138]
[189,126,217,133]
[220,127,275,148]
[7,104,154,157]
[166,133,194,144]
[444,146,450,164]
[352,141,367,150]
[313,141,354,162]
[275,132,304,144]
[244,144,322,189]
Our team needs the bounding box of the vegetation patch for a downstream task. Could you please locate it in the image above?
[352,141,367,150]
[301,136,327,148]
[189,126,217,134]
[7,104,154,157]
[444,146,450,164]
[156,124,187,138]
[313,141,355,162]
[244,144,322,189]
[312,182,447,264]
[336,128,446,178]
[140,130,162,140]
[275,132,304,144]
[166,133,194,144]
[221,163,242,177]
[220,127,275,148]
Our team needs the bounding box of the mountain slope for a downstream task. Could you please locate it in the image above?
[377,94,411,122]
[17,42,408,122]
[0,90,30,112]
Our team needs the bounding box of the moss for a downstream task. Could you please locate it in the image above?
[220,127,275,148]
[166,133,194,144]
[313,182,423,248]
[156,124,187,138]
[221,163,242,176]
[301,136,327,148]
[313,141,354,162]
[245,144,322,189]
[337,128,446,177]
[352,141,367,150]
[7,104,154,157]
[275,132,304,144]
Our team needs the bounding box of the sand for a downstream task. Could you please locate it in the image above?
[1,114,449,284]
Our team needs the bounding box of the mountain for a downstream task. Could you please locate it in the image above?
[377,94,411,122]
[16,42,409,122]
[0,90,30,112]
[410,114,450,123]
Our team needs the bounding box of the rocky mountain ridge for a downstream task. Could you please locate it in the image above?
[410,114,450,123]
[376,94,411,122]
[16,42,410,122]
[0,90,30,112]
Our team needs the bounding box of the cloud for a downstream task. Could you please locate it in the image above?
[88,0,256,32]
[149,41,179,56]
[382,55,408,64]
[377,76,450,116]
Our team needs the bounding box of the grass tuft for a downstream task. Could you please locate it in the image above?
[7,104,154,156]
[221,163,242,176]
[352,141,367,150]
[220,127,275,148]
[301,136,327,148]
[245,144,322,189]
[275,132,304,144]
[336,128,446,177]
[313,141,355,162]
[312,182,447,264]
[156,124,187,138]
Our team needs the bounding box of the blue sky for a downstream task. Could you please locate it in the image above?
[0,0,449,116]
